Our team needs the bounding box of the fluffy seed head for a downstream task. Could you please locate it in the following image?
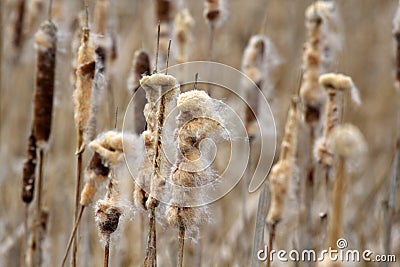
[266,160,292,225]
[319,73,361,105]
[204,0,227,27]
[174,8,195,63]
[88,131,124,167]
[95,199,122,236]
[328,124,367,159]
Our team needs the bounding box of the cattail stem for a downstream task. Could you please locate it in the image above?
[72,130,84,267]
[0,0,3,141]
[328,156,345,248]
[208,25,215,61]
[144,206,157,267]
[104,234,110,267]
[251,184,268,267]
[177,216,185,267]
[266,223,276,267]
[60,206,85,267]
[32,149,44,266]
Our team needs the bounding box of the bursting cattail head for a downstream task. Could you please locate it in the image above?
[328,124,367,160]
[319,73,361,105]
[33,20,58,148]
[204,0,227,28]
[279,97,299,162]
[174,8,195,63]
[80,152,110,206]
[88,131,124,167]
[95,199,122,239]
[266,160,292,226]
[21,131,37,204]
[242,35,267,86]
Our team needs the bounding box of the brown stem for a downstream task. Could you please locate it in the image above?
[104,234,110,267]
[251,184,268,267]
[61,206,85,267]
[328,156,345,249]
[34,149,44,266]
[208,25,215,61]
[144,205,157,267]
[72,131,84,267]
[177,211,185,267]
[266,223,276,267]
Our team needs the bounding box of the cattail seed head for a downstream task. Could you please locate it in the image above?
[174,8,194,63]
[73,27,96,143]
[80,152,110,206]
[393,2,400,91]
[204,0,227,28]
[266,160,292,225]
[301,1,340,126]
[279,97,299,162]
[88,131,124,167]
[315,73,361,166]
[33,20,57,148]
[95,199,122,236]
[21,131,37,203]
[328,124,367,159]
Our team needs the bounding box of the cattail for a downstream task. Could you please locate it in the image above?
[73,26,96,146]
[80,152,110,206]
[139,73,179,267]
[267,97,299,226]
[62,131,135,266]
[314,73,360,167]
[33,20,57,148]
[167,90,227,267]
[324,124,367,254]
[203,0,227,28]
[127,50,151,134]
[13,0,27,49]
[174,8,194,63]
[241,35,281,133]
[204,0,227,61]
[300,1,340,126]
[21,131,37,204]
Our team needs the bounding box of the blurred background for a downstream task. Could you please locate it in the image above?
[0,0,399,266]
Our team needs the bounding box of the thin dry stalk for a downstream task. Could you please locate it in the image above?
[266,224,276,267]
[177,214,185,267]
[0,0,3,139]
[155,0,172,68]
[104,234,110,267]
[251,185,268,267]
